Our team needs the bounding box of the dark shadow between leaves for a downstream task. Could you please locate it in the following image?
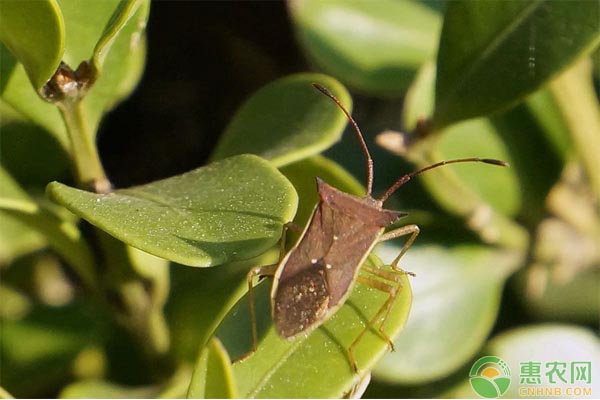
[0,43,18,94]
[1,121,70,186]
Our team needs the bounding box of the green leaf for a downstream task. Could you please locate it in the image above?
[60,380,158,399]
[373,243,522,384]
[0,386,14,399]
[432,119,520,217]
[60,367,192,399]
[217,254,412,398]
[402,61,436,131]
[0,284,31,320]
[517,266,600,324]
[406,78,564,231]
[0,0,149,149]
[58,0,150,135]
[91,0,145,73]
[1,166,96,286]
[167,249,278,363]
[0,0,65,90]
[289,0,441,95]
[434,0,600,128]
[47,155,298,267]
[210,73,351,167]
[445,325,600,398]
[396,62,527,248]
[0,213,46,265]
[0,180,38,213]
[549,58,600,199]
[402,62,520,218]
[0,205,48,265]
[188,338,237,398]
[524,88,573,162]
[0,44,68,149]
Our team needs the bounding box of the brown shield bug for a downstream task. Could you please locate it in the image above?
[245,83,508,372]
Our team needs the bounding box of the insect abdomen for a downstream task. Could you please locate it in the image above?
[273,263,329,338]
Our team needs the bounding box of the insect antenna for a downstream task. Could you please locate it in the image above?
[379,158,509,203]
[312,83,374,197]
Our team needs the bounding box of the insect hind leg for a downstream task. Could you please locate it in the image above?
[347,263,409,372]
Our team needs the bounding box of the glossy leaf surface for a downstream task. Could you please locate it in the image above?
[0,0,64,89]
[47,155,298,267]
[289,0,441,95]
[210,73,351,167]
[434,0,600,128]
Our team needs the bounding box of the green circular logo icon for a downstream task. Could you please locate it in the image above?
[469,356,511,398]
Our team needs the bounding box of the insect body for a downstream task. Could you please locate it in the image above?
[271,177,403,338]
[246,83,507,371]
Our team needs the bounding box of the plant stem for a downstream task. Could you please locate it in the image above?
[550,58,600,199]
[58,99,111,193]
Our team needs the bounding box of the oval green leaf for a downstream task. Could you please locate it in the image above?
[0,0,64,90]
[188,338,237,398]
[373,243,522,384]
[216,254,412,398]
[289,0,441,95]
[210,73,351,167]
[47,155,298,267]
[434,0,600,128]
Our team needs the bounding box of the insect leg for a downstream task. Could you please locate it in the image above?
[360,264,407,342]
[378,224,420,272]
[279,221,301,262]
[246,263,277,354]
[244,221,297,356]
[348,272,402,372]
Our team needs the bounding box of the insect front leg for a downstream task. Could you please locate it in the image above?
[279,221,301,262]
[244,221,299,357]
[246,263,277,355]
[378,223,420,273]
